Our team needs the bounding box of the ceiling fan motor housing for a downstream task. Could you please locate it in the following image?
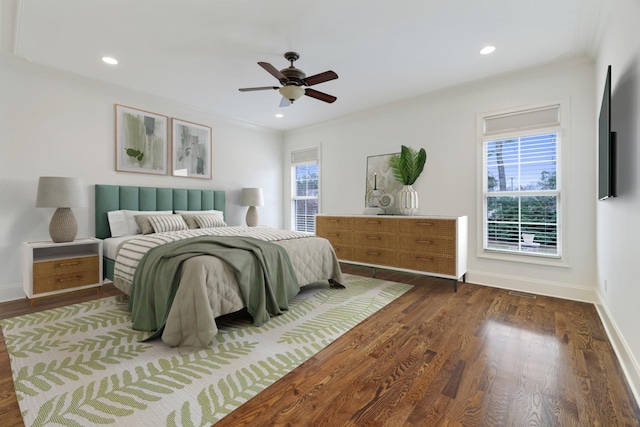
[239,51,338,105]
[280,52,306,86]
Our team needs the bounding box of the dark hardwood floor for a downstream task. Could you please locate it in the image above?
[1,265,638,426]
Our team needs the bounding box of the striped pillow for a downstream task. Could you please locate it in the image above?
[180,211,224,229]
[192,214,227,229]
[148,214,189,233]
[134,214,173,235]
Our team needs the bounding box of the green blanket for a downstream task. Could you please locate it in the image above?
[129,235,300,339]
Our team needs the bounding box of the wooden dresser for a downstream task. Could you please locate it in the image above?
[316,214,467,291]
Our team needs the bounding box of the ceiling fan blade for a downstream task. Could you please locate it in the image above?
[279,97,291,108]
[238,86,279,92]
[305,88,337,103]
[303,70,338,86]
[258,62,287,82]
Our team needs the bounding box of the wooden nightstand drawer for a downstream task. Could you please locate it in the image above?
[33,269,100,294]
[23,238,103,304]
[33,255,99,278]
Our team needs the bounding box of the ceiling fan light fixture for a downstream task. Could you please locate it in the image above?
[279,85,305,101]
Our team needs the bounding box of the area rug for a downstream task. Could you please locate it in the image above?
[1,273,412,427]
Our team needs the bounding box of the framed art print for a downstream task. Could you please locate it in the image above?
[115,104,168,175]
[171,118,212,179]
[365,152,402,213]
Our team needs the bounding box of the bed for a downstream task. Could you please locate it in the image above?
[95,184,344,348]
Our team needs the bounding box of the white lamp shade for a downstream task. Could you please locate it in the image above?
[279,85,305,101]
[36,177,87,208]
[241,188,264,207]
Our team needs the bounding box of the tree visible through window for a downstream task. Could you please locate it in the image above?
[292,163,318,233]
[484,133,560,256]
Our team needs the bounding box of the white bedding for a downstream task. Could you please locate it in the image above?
[103,235,139,259]
[112,227,344,347]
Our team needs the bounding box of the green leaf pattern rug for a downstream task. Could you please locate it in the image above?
[1,274,412,426]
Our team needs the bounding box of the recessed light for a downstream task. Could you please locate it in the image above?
[275,113,284,118]
[102,56,118,65]
[480,46,496,55]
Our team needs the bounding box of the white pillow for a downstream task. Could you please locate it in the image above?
[148,214,189,233]
[107,210,130,237]
[174,209,224,218]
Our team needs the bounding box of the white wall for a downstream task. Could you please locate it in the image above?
[0,55,284,301]
[594,0,640,403]
[285,58,597,302]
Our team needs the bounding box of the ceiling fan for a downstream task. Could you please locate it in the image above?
[239,52,338,107]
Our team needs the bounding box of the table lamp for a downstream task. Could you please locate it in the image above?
[36,176,87,243]
[241,187,264,227]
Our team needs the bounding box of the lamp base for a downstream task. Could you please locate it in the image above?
[246,206,259,227]
[49,208,78,243]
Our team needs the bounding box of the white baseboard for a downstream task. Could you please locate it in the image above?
[0,283,25,303]
[594,291,640,407]
[466,270,597,303]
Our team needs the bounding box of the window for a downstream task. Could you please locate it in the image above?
[481,105,561,258]
[291,148,319,233]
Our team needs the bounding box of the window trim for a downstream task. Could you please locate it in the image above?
[288,145,321,233]
[476,100,571,268]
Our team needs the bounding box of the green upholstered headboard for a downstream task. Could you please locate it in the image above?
[95,184,226,239]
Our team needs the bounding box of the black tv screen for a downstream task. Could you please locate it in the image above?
[598,65,615,200]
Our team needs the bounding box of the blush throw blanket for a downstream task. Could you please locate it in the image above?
[129,235,300,344]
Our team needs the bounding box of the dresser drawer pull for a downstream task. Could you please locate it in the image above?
[328,233,340,237]
[366,220,381,224]
[367,236,381,240]
[58,275,83,282]
[367,251,381,256]
[416,222,434,227]
[416,240,434,244]
[56,261,80,267]
[416,257,435,262]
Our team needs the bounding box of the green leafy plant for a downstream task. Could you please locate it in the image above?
[389,145,427,185]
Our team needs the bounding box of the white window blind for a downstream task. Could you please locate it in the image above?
[484,105,560,136]
[291,148,319,233]
[481,105,561,258]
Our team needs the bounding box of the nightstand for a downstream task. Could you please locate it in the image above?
[23,238,103,306]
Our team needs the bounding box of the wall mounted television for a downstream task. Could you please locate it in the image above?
[598,65,616,200]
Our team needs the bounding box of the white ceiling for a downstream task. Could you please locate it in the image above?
[1,0,605,131]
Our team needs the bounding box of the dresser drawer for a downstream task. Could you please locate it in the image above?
[398,236,455,256]
[33,269,100,294]
[353,232,397,249]
[353,217,398,233]
[33,255,99,278]
[397,252,456,276]
[398,219,455,237]
[331,245,353,261]
[318,230,353,246]
[316,216,354,231]
[353,247,397,267]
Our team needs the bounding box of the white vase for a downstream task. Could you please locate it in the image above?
[396,184,419,215]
